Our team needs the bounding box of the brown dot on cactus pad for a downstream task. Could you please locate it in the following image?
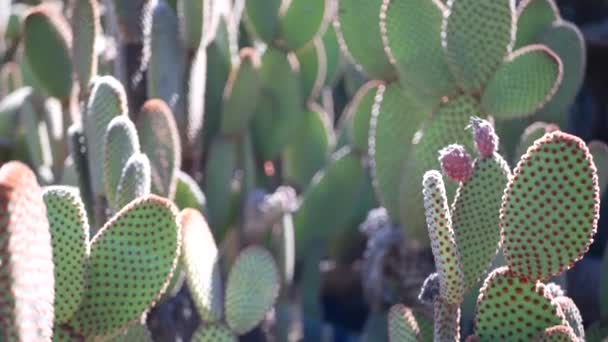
[439,144,473,183]
[475,266,565,341]
[500,131,599,281]
[469,117,499,158]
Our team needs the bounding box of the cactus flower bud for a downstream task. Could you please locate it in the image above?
[469,117,498,157]
[438,144,473,183]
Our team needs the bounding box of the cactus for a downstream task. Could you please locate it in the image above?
[114,152,152,210]
[71,0,100,94]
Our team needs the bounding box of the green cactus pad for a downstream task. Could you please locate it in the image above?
[589,141,608,196]
[192,323,237,341]
[204,136,237,233]
[534,22,586,126]
[186,44,207,151]
[321,24,342,86]
[585,322,608,342]
[345,80,381,154]
[422,170,464,305]
[52,325,84,341]
[146,0,186,115]
[280,0,327,51]
[70,195,180,336]
[283,106,333,189]
[369,83,428,224]
[220,48,262,135]
[112,0,148,43]
[514,0,559,48]
[553,296,584,340]
[399,95,481,241]
[177,0,218,49]
[434,300,460,342]
[293,147,366,254]
[67,124,93,216]
[225,246,280,335]
[387,304,421,342]
[536,325,578,341]
[442,0,515,93]
[514,121,559,164]
[23,5,73,99]
[85,75,129,198]
[0,161,54,341]
[381,0,458,100]
[107,322,152,342]
[500,131,599,281]
[71,0,100,93]
[336,0,396,80]
[174,170,207,213]
[180,209,223,322]
[474,266,565,341]
[295,38,327,103]
[104,116,140,211]
[451,155,511,290]
[136,99,181,199]
[244,0,280,43]
[115,153,152,211]
[42,186,89,324]
[251,47,303,160]
[481,45,563,119]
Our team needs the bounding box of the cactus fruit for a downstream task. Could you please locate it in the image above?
[500,131,599,281]
[191,323,237,342]
[22,5,73,100]
[43,186,89,324]
[0,161,54,341]
[225,246,280,335]
[180,208,223,322]
[70,195,180,336]
[71,0,100,94]
[438,144,473,183]
[469,117,499,158]
[115,153,152,211]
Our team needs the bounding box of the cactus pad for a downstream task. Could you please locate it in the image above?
[186,44,207,150]
[280,0,327,51]
[501,131,599,281]
[244,0,280,43]
[136,99,181,199]
[192,323,237,341]
[589,141,608,195]
[104,116,140,211]
[295,38,327,103]
[536,325,578,341]
[70,195,180,336]
[345,80,382,154]
[0,161,54,341]
[71,0,100,93]
[481,45,563,119]
[451,154,511,290]
[442,0,515,93]
[115,153,152,211]
[475,266,565,340]
[225,246,280,335]
[514,0,559,48]
[174,170,207,213]
[422,170,464,305]
[381,0,457,99]
[553,296,584,340]
[180,209,223,322]
[204,137,237,233]
[43,186,89,324]
[387,304,421,342]
[335,0,395,80]
[434,300,461,342]
[23,5,73,99]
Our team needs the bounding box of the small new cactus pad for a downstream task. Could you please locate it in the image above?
[536,325,578,342]
[422,170,464,305]
[136,99,181,199]
[280,0,327,51]
[387,304,420,342]
[442,0,515,93]
[470,117,499,158]
[220,48,261,135]
[70,195,180,336]
[439,144,473,183]
[480,45,563,119]
[369,83,428,225]
[335,0,396,80]
[204,137,237,232]
[186,44,206,150]
[85,75,129,198]
[345,80,382,154]
[104,116,140,211]
[225,246,280,335]
[115,153,152,211]
[191,323,237,342]
[43,186,89,324]
[500,131,599,281]
[244,0,280,44]
[589,141,608,195]
[434,300,461,342]
[71,0,100,93]
[381,0,458,99]
[174,170,207,213]
[0,161,54,341]
[180,209,223,322]
[146,0,186,112]
[553,296,584,340]
[451,153,511,290]
[514,0,559,48]
[295,38,327,103]
[23,5,73,99]
[475,267,565,341]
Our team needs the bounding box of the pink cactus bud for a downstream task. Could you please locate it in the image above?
[469,117,498,157]
[439,144,473,183]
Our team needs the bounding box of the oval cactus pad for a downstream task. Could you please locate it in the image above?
[500,131,599,281]
[387,304,420,342]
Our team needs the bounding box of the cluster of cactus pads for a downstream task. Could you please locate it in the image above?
[388,118,599,341]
